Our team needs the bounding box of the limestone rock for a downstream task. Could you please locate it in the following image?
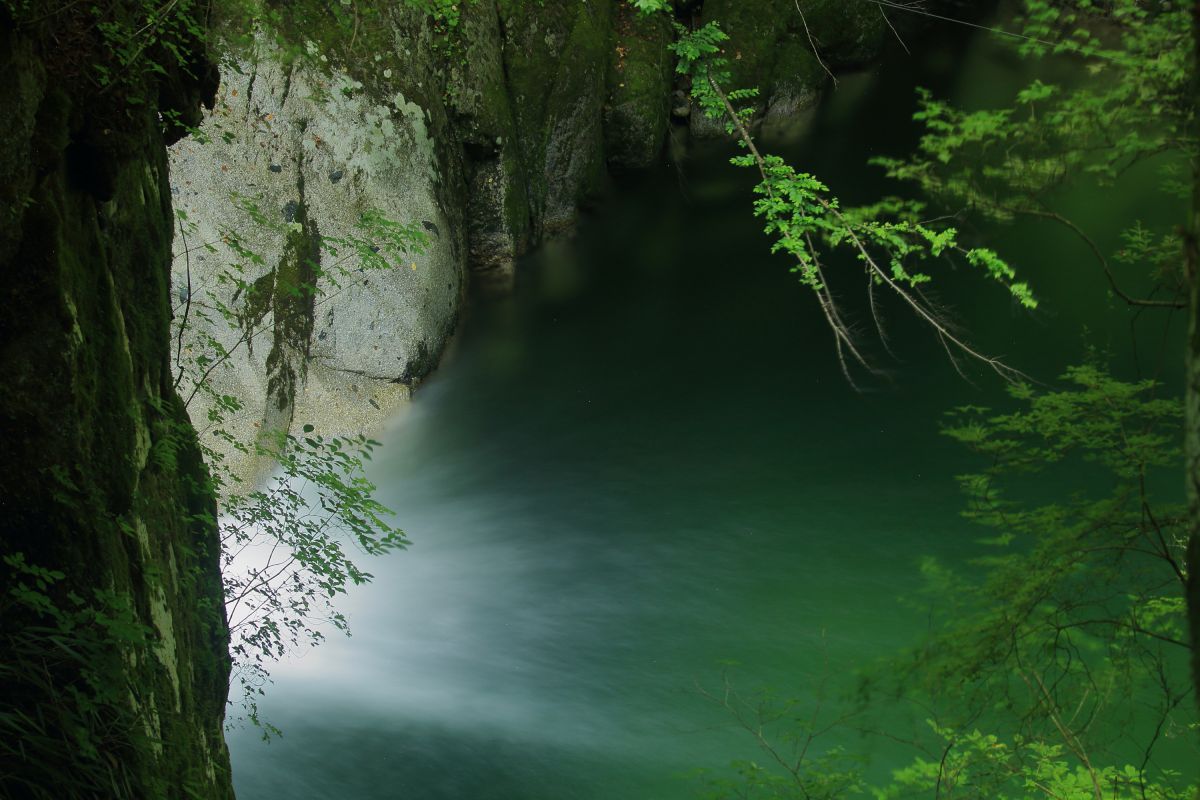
[169,50,464,465]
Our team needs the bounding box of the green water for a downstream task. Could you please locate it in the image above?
[227,26,1186,800]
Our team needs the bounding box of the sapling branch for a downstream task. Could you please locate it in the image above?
[168,195,418,731]
[1020,207,1185,310]
[173,215,194,390]
[703,69,1025,384]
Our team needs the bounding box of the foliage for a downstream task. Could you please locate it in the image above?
[0,554,186,798]
[218,428,406,731]
[1,0,208,90]
[890,366,1193,797]
[629,0,671,14]
[636,8,1037,384]
[700,368,1197,799]
[860,8,1200,790]
[1,0,465,108]
[173,192,426,730]
[873,0,1196,310]
[876,722,1194,800]
[679,0,1200,795]
[738,159,1037,309]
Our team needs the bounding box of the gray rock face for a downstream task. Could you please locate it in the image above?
[446,1,531,287]
[170,51,462,464]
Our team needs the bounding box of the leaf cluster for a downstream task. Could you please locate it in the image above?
[0,554,171,799]
[171,194,426,730]
[878,366,1194,797]
[651,15,1035,383]
[218,426,407,729]
[875,0,1196,306]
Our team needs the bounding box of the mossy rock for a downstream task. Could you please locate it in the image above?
[0,7,233,797]
[700,0,794,103]
[695,0,888,136]
[761,37,827,139]
[604,1,673,170]
[497,0,614,234]
[450,1,533,267]
[0,23,48,266]
[793,0,888,68]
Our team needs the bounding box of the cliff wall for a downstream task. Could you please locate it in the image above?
[0,5,234,798]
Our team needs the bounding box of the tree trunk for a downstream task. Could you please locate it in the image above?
[1187,0,1200,759]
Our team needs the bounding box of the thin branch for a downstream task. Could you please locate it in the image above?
[878,6,911,55]
[861,0,1064,49]
[1019,207,1186,309]
[173,217,195,390]
[865,267,899,359]
[794,1,837,86]
[705,71,1026,384]
[1020,667,1104,800]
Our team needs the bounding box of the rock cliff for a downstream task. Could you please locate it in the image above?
[0,4,233,798]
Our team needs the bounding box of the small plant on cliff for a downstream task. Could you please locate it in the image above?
[216,427,406,731]
[172,194,428,731]
[0,555,209,798]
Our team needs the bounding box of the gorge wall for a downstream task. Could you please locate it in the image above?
[169,0,903,464]
[0,6,234,798]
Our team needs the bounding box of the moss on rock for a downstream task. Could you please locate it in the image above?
[793,0,888,68]
[693,0,888,137]
[604,0,673,170]
[448,1,533,276]
[761,37,827,139]
[497,0,614,235]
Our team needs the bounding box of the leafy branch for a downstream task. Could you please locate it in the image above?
[170,192,426,732]
[661,15,1036,386]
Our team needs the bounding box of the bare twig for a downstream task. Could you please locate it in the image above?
[173,216,195,390]
[793,1,838,86]
[878,6,911,54]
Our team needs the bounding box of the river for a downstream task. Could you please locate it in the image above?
[227,18,1186,799]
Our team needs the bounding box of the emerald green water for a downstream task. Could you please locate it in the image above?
[227,26,1186,799]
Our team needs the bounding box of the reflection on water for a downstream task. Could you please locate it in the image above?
[228,24,1182,800]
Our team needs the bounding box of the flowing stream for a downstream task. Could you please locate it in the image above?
[227,24,1184,799]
